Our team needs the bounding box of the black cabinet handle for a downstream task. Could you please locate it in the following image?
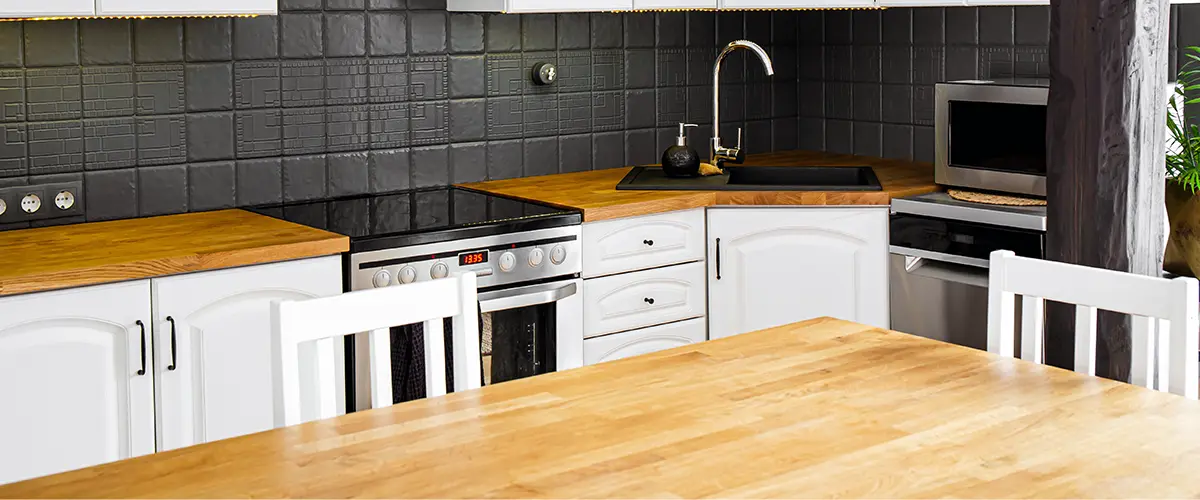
[715,238,721,280]
[644,297,655,305]
[643,239,654,246]
[166,316,178,371]
[135,320,147,376]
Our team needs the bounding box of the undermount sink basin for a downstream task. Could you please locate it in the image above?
[614,165,883,191]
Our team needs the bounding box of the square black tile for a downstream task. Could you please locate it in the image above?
[138,164,188,216]
[188,161,236,211]
[236,157,282,205]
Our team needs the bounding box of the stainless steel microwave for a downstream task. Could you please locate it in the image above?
[935,80,1048,197]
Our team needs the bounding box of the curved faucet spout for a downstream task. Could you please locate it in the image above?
[711,40,774,166]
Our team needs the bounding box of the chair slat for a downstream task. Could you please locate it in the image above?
[1020,295,1044,362]
[1074,305,1097,376]
[1130,316,1154,389]
[368,327,393,408]
[1168,278,1200,399]
[424,318,448,398]
[987,251,1016,357]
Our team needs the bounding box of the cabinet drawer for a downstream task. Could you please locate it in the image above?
[584,318,707,365]
[581,208,705,278]
[583,261,706,338]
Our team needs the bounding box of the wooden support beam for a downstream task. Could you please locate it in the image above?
[1045,0,1171,379]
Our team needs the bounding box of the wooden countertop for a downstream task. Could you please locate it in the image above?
[459,150,939,222]
[0,210,348,297]
[8,317,1200,498]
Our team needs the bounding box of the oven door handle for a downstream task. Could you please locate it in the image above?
[478,281,578,313]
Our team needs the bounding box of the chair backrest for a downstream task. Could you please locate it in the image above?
[270,272,481,426]
[987,250,1199,399]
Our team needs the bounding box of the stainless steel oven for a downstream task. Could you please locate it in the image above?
[935,80,1048,197]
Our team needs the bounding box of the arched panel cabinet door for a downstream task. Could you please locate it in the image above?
[707,207,889,340]
[151,256,341,452]
[0,280,154,485]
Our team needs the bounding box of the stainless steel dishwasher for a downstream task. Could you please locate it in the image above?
[889,192,1046,351]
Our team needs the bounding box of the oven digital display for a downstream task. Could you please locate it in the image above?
[459,250,489,266]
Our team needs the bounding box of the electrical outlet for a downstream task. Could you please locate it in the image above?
[0,181,84,222]
[20,193,41,214]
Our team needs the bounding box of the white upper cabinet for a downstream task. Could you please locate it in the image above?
[718,0,876,7]
[152,256,342,452]
[96,0,276,15]
[447,0,632,12]
[707,207,889,340]
[0,0,275,18]
[0,0,94,17]
[634,0,717,8]
[0,281,155,485]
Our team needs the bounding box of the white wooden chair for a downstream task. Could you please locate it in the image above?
[270,272,481,426]
[987,250,1199,399]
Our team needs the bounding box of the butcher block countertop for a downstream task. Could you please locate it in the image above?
[7,317,1200,498]
[0,209,348,297]
[459,150,938,222]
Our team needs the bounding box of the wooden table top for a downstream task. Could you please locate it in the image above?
[6,317,1200,498]
[459,150,939,222]
[0,209,348,297]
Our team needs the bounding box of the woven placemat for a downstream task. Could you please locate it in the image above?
[947,188,1047,206]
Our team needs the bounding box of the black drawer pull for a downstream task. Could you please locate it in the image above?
[166,316,178,371]
[135,320,147,376]
[644,297,655,305]
[643,239,654,246]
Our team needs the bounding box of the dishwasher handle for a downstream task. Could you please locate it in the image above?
[478,281,577,313]
[892,247,989,288]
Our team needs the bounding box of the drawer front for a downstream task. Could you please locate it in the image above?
[581,208,705,278]
[584,318,707,365]
[583,261,706,338]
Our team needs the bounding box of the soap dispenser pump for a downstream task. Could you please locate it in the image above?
[661,123,701,178]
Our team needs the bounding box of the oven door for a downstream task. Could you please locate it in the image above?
[353,277,583,409]
[935,83,1048,196]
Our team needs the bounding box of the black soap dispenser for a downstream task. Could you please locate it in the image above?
[661,123,701,178]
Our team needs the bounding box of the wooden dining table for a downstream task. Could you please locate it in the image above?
[5,316,1200,498]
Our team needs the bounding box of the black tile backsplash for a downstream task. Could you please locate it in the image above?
[0,3,810,228]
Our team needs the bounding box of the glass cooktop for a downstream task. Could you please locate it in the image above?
[249,187,581,252]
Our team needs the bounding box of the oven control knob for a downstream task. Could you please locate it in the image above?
[549,244,567,265]
[397,265,417,284]
[528,247,544,268]
[372,270,392,288]
[430,262,449,279]
[498,251,516,272]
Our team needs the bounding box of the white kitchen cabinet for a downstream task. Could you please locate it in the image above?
[583,261,707,338]
[446,0,632,12]
[634,0,716,8]
[718,0,875,8]
[707,207,889,340]
[0,281,155,485]
[96,0,275,15]
[584,317,706,365]
[152,256,342,452]
[0,0,93,17]
[964,0,1044,5]
[878,0,965,6]
[582,208,706,279]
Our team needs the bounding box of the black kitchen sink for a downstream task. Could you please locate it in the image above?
[615,165,883,191]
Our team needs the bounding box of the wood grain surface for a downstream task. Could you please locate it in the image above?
[1045,0,1170,379]
[6,317,1200,498]
[0,210,348,297]
[459,150,938,222]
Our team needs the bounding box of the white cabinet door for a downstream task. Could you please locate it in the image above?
[965,0,1044,5]
[583,261,707,338]
[0,281,155,485]
[0,0,93,17]
[96,0,276,15]
[446,0,633,11]
[582,208,706,278]
[707,207,889,339]
[152,257,341,452]
[584,318,706,365]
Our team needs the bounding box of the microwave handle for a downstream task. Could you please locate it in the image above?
[478,282,578,313]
